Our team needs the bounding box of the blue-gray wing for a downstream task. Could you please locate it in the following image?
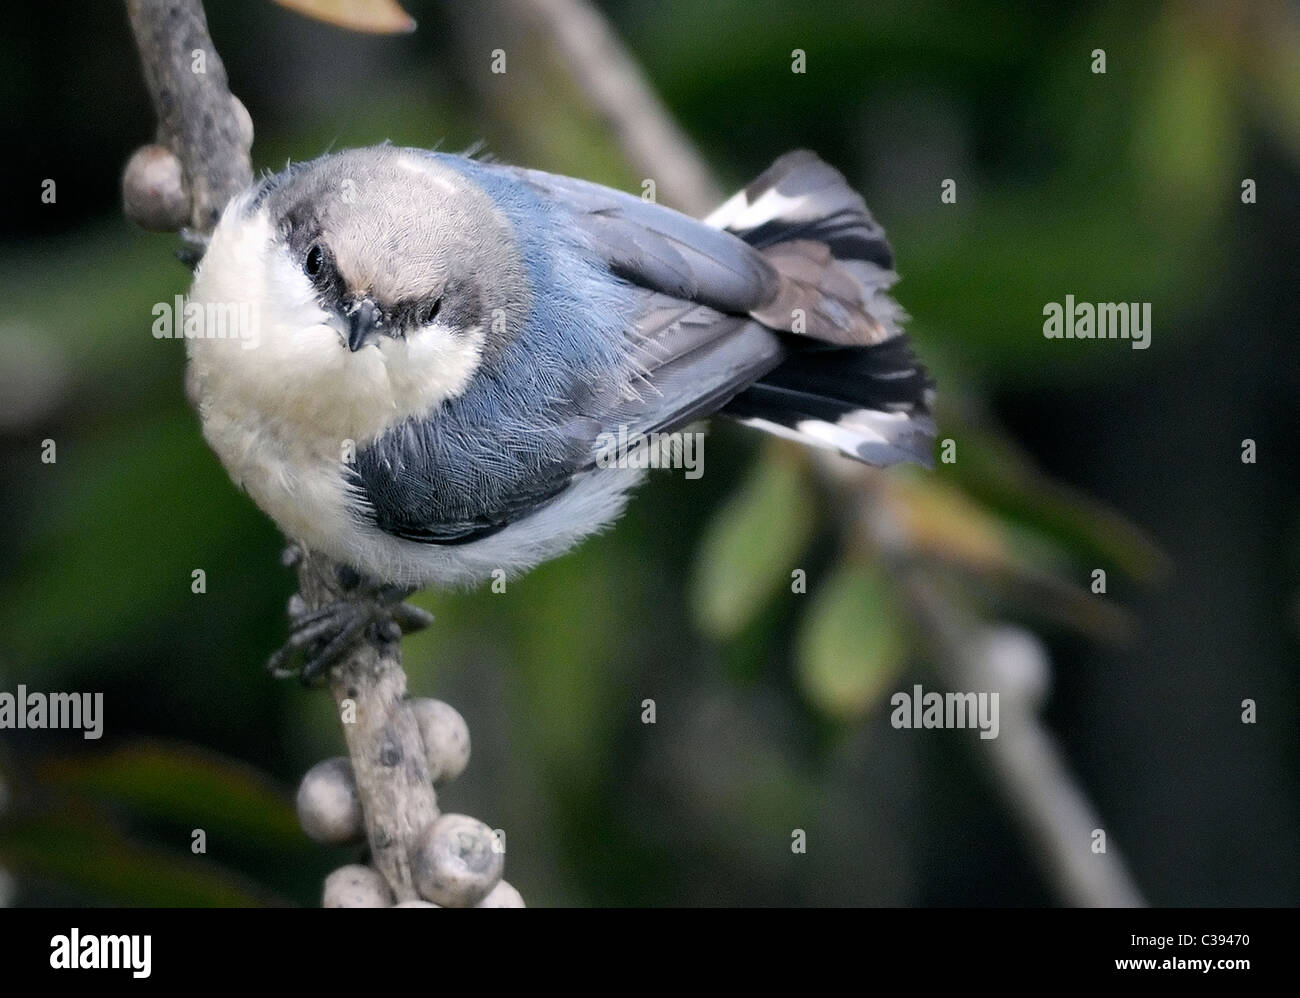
[504,165,795,456]
[505,164,782,314]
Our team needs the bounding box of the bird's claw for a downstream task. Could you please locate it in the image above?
[266,567,431,683]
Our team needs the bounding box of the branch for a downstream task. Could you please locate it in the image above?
[294,555,439,902]
[522,0,722,215]
[124,0,252,233]
[888,562,1145,907]
[125,0,440,904]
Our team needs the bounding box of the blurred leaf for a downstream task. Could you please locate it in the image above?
[689,447,816,638]
[0,413,260,675]
[273,0,415,34]
[1132,11,1238,218]
[795,561,906,720]
[875,470,1009,570]
[38,740,301,854]
[872,472,1136,641]
[2,811,281,907]
[936,412,1168,583]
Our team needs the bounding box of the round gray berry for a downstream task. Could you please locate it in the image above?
[322,864,391,908]
[122,144,189,232]
[230,94,254,149]
[475,880,525,908]
[410,698,470,787]
[412,813,503,907]
[297,757,363,845]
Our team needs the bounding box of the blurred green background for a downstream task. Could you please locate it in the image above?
[0,0,1296,906]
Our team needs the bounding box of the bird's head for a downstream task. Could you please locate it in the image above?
[186,147,530,449]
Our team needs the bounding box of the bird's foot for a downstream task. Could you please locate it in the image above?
[267,558,433,683]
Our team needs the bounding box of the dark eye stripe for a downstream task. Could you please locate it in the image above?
[385,297,445,331]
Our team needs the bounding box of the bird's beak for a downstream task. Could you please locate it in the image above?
[346,298,383,352]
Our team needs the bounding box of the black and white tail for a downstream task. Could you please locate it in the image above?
[709,151,936,467]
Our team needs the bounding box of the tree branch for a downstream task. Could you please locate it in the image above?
[888,562,1145,907]
[124,0,252,232]
[521,0,722,215]
[294,555,438,902]
[125,0,438,903]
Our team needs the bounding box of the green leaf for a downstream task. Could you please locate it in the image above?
[1133,12,1238,215]
[38,740,301,854]
[1,813,281,907]
[689,447,816,638]
[796,562,907,720]
[933,417,1168,584]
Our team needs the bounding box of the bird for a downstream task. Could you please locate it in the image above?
[184,145,934,677]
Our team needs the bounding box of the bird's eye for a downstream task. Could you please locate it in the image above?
[304,244,325,278]
[421,298,442,325]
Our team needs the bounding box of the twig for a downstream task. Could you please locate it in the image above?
[124,0,253,232]
[890,562,1146,907]
[124,0,436,902]
[295,555,438,902]
[521,0,722,215]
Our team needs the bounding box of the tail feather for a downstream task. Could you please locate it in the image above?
[709,151,935,467]
[726,340,936,468]
[707,150,893,268]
